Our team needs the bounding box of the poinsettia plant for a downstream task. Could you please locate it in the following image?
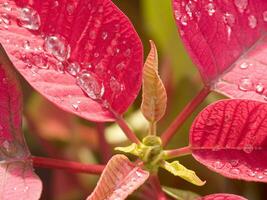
[0,0,267,199]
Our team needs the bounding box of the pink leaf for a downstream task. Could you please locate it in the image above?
[198,193,247,200]
[0,0,143,122]
[190,99,267,182]
[0,49,42,199]
[172,0,267,102]
[0,161,42,200]
[87,154,149,200]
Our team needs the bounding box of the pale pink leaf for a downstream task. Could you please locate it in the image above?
[0,0,143,122]
[198,193,247,200]
[190,99,267,182]
[87,154,149,200]
[0,161,42,200]
[172,0,267,102]
[0,47,42,199]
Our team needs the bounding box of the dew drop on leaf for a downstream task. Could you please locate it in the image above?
[18,7,41,30]
[76,72,104,100]
[248,15,257,29]
[229,168,240,175]
[213,161,224,169]
[238,77,254,91]
[243,144,254,153]
[206,3,216,16]
[180,15,188,26]
[255,83,264,94]
[247,169,257,177]
[234,0,248,13]
[239,62,249,69]
[2,2,11,11]
[44,35,70,62]
[66,62,80,76]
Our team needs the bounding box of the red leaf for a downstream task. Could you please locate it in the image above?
[0,0,143,122]
[0,161,42,200]
[0,51,42,199]
[190,99,267,182]
[87,154,149,200]
[172,1,267,102]
[198,193,247,200]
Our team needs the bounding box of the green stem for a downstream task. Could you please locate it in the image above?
[161,86,210,146]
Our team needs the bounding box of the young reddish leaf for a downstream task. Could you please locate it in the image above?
[141,41,167,124]
[172,1,267,102]
[0,0,143,122]
[198,193,247,200]
[190,99,267,182]
[0,52,42,199]
[87,154,149,200]
[0,161,42,200]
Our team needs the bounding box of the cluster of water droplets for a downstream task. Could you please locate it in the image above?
[0,2,129,112]
[236,61,267,99]
[212,157,267,180]
[173,0,267,38]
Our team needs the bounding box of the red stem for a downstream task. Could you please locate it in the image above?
[161,86,210,146]
[165,145,192,159]
[96,123,112,163]
[150,175,167,200]
[114,113,141,144]
[32,156,105,175]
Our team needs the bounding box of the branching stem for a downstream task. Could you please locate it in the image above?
[161,86,210,146]
[32,156,104,175]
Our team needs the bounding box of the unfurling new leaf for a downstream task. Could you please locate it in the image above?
[141,41,167,126]
[161,161,205,186]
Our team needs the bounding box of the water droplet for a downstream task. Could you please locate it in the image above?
[18,7,41,30]
[76,72,104,100]
[263,169,267,175]
[257,173,265,179]
[248,15,257,29]
[238,77,254,91]
[234,0,248,13]
[44,35,70,62]
[185,1,196,18]
[213,161,224,169]
[23,40,30,50]
[66,3,75,15]
[23,186,29,192]
[223,13,235,27]
[206,3,216,16]
[239,62,249,69]
[124,48,131,57]
[13,187,17,191]
[255,83,264,94]
[2,2,11,11]
[136,171,142,177]
[110,77,121,93]
[247,169,257,177]
[230,160,239,167]
[66,62,80,76]
[243,144,254,153]
[94,52,99,58]
[52,1,59,8]
[57,62,65,73]
[263,11,267,22]
[72,103,79,110]
[229,168,240,175]
[180,15,188,26]
[116,62,126,71]
[101,32,108,40]
[174,9,182,20]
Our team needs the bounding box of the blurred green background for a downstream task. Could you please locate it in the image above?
[22,0,266,199]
